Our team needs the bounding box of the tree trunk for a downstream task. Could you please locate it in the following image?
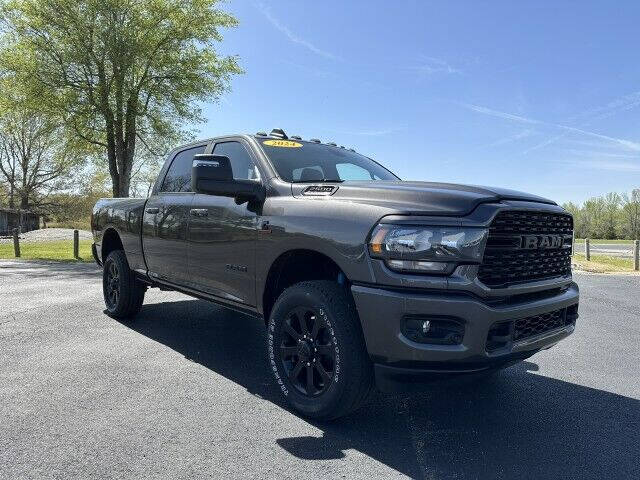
[104,102,136,198]
[8,184,15,209]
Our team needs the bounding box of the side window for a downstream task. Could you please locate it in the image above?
[161,145,206,192]
[213,141,260,180]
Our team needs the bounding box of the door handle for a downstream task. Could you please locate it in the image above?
[145,207,160,214]
[190,208,209,217]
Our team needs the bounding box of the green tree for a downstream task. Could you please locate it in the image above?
[562,201,585,238]
[581,197,604,238]
[602,192,621,240]
[0,79,77,211]
[0,0,241,197]
[621,189,640,240]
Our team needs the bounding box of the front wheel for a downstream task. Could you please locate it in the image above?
[103,249,146,319]
[267,280,374,420]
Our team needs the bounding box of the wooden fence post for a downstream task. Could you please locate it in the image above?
[12,228,20,258]
[585,238,590,261]
[73,229,79,259]
[634,240,639,271]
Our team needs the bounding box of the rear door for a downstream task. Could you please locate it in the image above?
[187,139,261,305]
[142,143,207,285]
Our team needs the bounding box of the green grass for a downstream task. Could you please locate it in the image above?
[575,238,635,244]
[0,240,94,262]
[572,253,637,273]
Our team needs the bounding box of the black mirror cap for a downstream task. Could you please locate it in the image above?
[191,154,265,202]
[194,178,266,203]
[191,154,233,187]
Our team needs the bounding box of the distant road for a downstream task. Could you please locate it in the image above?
[573,242,634,258]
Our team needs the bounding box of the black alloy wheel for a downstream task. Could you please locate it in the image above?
[105,260,121,309]
[279,306,336,397]
[102,249,146,319]
[267,280,374,420]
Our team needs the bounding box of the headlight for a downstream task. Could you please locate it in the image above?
[368,224,488,274]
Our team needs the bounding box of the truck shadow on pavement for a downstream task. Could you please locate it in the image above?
[120,298,639,480]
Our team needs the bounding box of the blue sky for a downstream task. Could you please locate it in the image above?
[200,1,640,205]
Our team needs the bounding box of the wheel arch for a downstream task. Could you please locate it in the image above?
[261,249,350,322]
[101,227,124,263]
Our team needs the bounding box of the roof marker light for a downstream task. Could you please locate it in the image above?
[270,128,288,139]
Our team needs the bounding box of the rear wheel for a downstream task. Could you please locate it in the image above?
[103,250,146,319]
[267,280,373,420]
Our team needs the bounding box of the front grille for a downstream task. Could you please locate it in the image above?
[478,210,573,288]
[514,309,565,340]
[486,305,578,352]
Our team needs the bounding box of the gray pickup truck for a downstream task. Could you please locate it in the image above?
[92,128,579,419]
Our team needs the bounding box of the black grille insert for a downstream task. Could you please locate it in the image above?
[486,306,578,352]
[479,210,573,288]
[514,309,565,341]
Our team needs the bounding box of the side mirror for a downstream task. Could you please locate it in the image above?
[191,154,265,203]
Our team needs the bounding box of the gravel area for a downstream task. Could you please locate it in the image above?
[0,228,92,244]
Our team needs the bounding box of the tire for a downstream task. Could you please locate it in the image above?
[102,249,146,319]
[267,280,374,420]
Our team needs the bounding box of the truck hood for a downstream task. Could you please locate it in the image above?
[309,181,556,216]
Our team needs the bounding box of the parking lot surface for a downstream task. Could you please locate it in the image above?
[1,260,638,479]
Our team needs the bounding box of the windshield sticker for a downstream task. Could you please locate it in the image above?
[263,140,303,148]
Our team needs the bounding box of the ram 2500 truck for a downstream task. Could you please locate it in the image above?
[92,129,579,419]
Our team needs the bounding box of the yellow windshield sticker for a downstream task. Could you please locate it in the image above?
[263,139,303,148]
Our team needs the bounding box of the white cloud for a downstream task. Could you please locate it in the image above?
[481,129,535,148]
[523,91,640,153]
[322,126,407,137]
[560,159,640,173]
[560,149,638,159]
[257,4,338,60]
[458,102,640,152]
[408,56,461,76]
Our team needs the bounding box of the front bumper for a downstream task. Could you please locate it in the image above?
[351,282,579,391]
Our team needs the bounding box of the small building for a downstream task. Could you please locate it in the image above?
[0,208,40,236]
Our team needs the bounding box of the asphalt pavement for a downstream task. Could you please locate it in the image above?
[1,260,638,479]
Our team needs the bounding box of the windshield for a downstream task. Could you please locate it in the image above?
[257,138,399,182]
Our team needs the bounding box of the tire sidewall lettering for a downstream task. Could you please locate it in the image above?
[268,299,341,397]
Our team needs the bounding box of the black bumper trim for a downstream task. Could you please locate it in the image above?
[374,350,537,393]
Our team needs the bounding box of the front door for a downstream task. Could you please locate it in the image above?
[142,144,206,285]
[187,139,261,305]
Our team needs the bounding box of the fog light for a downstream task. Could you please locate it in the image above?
[422,320,431,334]
[402,316,464,345]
